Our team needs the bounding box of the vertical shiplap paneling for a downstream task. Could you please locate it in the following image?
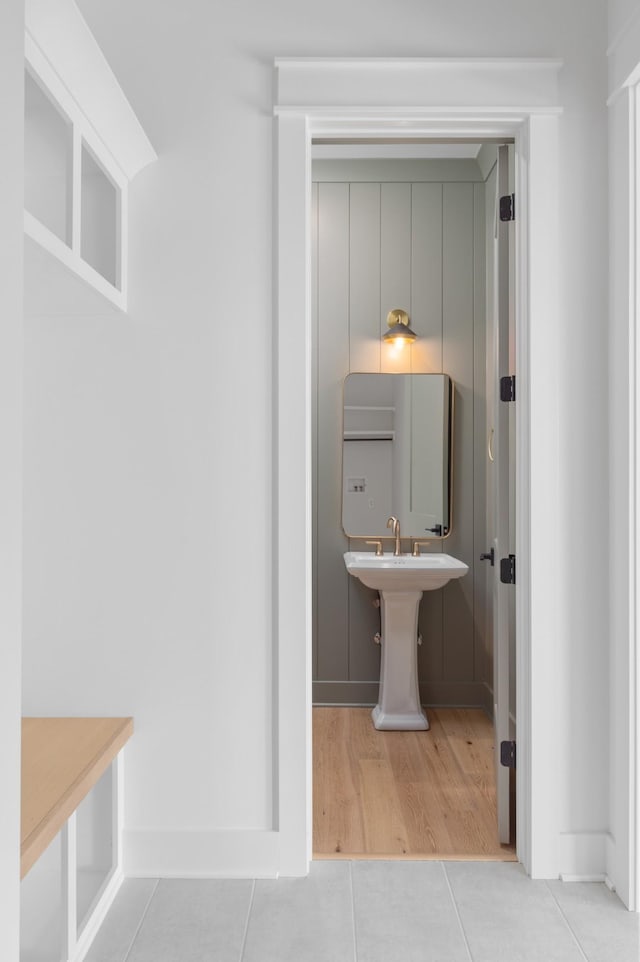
[348,183,384,681]
[410,183,444,374]
[442,182,476,683]
[380,183,412,375]
[348,574,382,682]
[472,182,490,709]
[349,183,381,373]
[313,166,486,706]
[311,182,319,680]
[411,183,445,687]
[316,182,350,680]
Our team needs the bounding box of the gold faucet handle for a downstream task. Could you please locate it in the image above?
[365,540,384,556]
[412,540,433,557]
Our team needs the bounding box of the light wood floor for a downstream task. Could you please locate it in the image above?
[313,706,516,860]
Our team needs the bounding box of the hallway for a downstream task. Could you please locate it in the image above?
[85,862,638,962]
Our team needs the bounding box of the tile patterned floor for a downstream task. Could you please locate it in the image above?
[86,862,639,962]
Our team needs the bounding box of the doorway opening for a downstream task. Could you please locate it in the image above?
[274,61,564,879]
[309,139,517,860]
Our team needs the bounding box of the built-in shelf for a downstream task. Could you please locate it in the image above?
[24,0,157,315]
[20,717,133,962]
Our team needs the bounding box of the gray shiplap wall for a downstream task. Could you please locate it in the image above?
[312,159,491,708]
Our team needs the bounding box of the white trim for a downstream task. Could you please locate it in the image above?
[633,79,640,915]
[24,211,126,312]
[274,57,564,66]
[122,829,280,878]
[275,105,563,119]
[633,78,640,914]
[276,59,562,113]
[312,143,482,160]
[25,0,156,182]
[607,73,640,912]
[70,754,125,962]
[73,868,123,962]
[25,36,129,191]
[274,57,563,878]
[113,751,124,874]
[24,16,153,314]
[61,814,78,962]
[560,875,607,883]
[274,111,313,876]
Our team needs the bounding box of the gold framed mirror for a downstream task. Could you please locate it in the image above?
[341,372,454,540]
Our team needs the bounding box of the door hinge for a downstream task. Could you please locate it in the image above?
[500,740,516,768]
[500,554,516,585]
[500,375,516,402]
[499,193,515,222]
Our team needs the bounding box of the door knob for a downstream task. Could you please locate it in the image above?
[480,548,495,566]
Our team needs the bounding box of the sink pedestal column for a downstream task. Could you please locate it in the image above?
[372,589,429,731]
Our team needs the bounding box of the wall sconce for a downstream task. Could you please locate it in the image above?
[382,309,417,351]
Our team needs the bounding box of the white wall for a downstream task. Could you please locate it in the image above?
[608,0,640,910]
[609,0,639,38]
[0,0,24,956]
[21,0,609,876]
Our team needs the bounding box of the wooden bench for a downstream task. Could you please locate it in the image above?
[21,717,133,962]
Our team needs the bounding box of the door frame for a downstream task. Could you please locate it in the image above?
[608,54,640,909]
[274,57,563,878]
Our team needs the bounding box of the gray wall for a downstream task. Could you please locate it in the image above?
[312,159,492,708]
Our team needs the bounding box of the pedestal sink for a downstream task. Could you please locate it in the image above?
[344,551,469,730]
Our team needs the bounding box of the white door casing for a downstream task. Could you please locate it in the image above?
[607,14,640,906]
[274,58,563,879]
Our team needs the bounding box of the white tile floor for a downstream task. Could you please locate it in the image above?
[86,861,639,962]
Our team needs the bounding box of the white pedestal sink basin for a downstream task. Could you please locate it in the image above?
[344,551,469,730]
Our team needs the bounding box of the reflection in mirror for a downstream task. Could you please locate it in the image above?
[342,373,453,540]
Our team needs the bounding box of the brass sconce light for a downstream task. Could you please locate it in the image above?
[382,309,417,351]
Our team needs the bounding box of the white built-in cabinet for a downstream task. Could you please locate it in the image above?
[24,0,156,314]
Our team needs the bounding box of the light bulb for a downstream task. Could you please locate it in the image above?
[393,336,405,352]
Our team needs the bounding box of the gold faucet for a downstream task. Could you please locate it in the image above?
[386,516,402,556]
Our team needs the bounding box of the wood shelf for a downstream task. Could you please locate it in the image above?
[21,717,133,880]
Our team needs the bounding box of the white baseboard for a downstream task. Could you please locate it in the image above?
[559,831,610,881]
[560,873,607,882]
[123,829,280,878]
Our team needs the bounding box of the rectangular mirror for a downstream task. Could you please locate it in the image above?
[342,373,453,539]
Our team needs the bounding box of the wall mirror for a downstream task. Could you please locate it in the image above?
[342,373,453,540]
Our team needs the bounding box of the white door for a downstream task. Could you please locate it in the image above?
[485,144,516,845]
